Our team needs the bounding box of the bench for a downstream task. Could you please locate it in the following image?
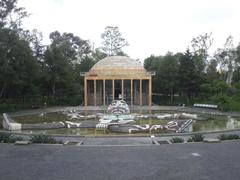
[193,104,218,109]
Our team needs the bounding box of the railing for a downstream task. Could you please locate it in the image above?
[193,104,218,109]
[176,119,193,133]
[80,72,86,76]
[147,71,156,76]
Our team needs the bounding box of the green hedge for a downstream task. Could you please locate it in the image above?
[188,133,204,142]
[170,137,184,143]
[30,134,62,144]
[0,133,25,143]
[218,134,240,140]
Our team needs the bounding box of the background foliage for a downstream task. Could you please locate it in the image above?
[0,0,240,112]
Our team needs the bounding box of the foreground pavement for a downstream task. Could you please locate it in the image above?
[1,141,240,180]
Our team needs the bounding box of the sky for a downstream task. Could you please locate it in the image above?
[18,0,240,61]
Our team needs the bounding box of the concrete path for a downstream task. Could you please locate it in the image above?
[52,130,240,145]
[1,141,240,180]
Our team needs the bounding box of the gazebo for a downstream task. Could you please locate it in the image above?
[84,56,153,106]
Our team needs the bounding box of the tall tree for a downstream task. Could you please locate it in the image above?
[215,36,238,85]
[144,55,159,71]
[236,43,240,64]
[157,53,180,103]
[91,48,107,61]
[43,31,91,97]
[76,56,97,95]
[206,59,219,82]
[101,26,129,56]
[49,31,91,64]
[0,0,39,100]
[0,0,28,30]
[232,66,240,85]
[191,32,213,72]
[0,28,39,99]
[178,50,200,102]
[28,29,45,62]
[144,53,180,104]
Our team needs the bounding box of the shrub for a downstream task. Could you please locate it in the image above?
[210,92,240,112]
[218,134,239,140]
[190,133,204,142]
[30,134,62,144]
[170,137,184,143]
[0,133,11,143]
[0,133,25,143]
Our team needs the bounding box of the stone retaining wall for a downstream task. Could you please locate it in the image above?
[2,113,22,131]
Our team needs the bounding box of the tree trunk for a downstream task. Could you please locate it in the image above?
[52,80,56,96]
[170,94,173,104]
[226,68,233,86]
[0,83,6,99]
[170,89,173,105]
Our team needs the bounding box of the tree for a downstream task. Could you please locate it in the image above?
[0,0,41,102]
[49,31,91,64]
[144,55,162,93]
[144,55,159,71]
[178,50,200,102]
[43,31,92,98]
[206,59,219,81]
[157,53,180,103]
[27,29,45,62]
[191,32,213,72]
[0,28,39,99]
[215,36,237,85]
[236,43,240,64]
[232,66,240,84]
[76,56,97,95]
[100,26,129,56]
[144,53,180,104]
[0,0,28,30]
[91,48,107,61]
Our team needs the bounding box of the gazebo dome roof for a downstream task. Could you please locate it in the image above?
[86,56,150,78]
[91,56,144,70]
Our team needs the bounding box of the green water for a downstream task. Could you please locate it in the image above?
[193,118,240,132]
[2,112,240,136]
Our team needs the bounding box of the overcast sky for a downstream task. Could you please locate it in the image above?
[19,0,240,61]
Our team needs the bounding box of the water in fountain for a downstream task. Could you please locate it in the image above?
[96,100,193,134]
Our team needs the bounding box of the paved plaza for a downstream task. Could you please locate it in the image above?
[1,141,240,180]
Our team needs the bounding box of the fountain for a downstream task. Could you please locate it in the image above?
[95,100,193,134]
[96,100,137,132]
[2,100,194,134]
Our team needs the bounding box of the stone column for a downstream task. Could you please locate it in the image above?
[94,79,96,106]
[140,79,142,106]
[112,79,115,101]
[122,79,124,100]
[103,79,105,106]
[84,78,87,106]
[149,78,152,106]
[131,79,133,106]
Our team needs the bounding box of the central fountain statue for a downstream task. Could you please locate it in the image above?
[96,100,193,134]
[97,100,152,133]
[97,100,134,128]
[107,100,130,114]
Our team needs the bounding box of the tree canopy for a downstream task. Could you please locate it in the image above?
[1,0,240,112]
[100,26,129,56]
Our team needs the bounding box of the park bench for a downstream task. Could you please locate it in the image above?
[193,103,218,109]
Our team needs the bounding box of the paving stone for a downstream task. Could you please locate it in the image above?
[204,138,220,143]
[14,141,31,145]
